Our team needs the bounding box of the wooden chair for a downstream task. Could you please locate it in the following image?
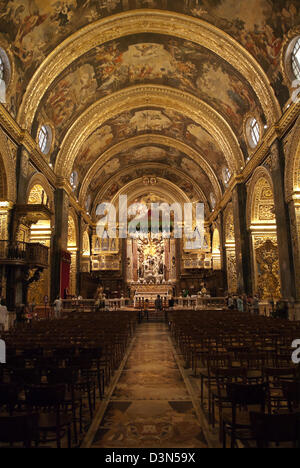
[222,383,267,448]
[25,384,73,449]
[0,413,39,448]
[250,412,300,448]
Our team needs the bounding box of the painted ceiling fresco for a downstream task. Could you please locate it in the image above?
[84,144,214,201]
[33,33,263,153]
[0,0,298,118]
[95,163,209,206]
[72,107,227,188]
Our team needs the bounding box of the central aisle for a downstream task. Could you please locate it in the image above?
[87,322,209,448]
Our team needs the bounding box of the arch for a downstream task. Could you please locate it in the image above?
[0,130,16,202]
[246,166,275,229]
[55,85,244,177]
[92,177,192,219]
[25,175,54,306]
[26,173,54,211]
[90,162,209,212]
[79,134,222,206]
[247,168,280,299]
[17,10,280,131]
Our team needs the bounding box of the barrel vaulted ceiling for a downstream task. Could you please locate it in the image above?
[0,0,298,217]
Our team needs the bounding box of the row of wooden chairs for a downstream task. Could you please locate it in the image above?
[0,311,138,448]
[169,309,300,448]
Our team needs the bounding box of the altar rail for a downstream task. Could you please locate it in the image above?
[175,297,226,309]
[61,296,226,312]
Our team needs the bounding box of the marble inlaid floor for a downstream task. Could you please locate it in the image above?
[88,323,208,449]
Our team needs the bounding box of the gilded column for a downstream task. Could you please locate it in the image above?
[50,187,69,302]
[232,182,253,295]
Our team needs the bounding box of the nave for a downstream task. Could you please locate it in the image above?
[0,308,300,449]
[84,322,210,449]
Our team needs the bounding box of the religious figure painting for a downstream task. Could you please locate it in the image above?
[36,34,262,144]
[0,0,299,113]
[73,108,227,186]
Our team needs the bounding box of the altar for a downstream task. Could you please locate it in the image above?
[131,284,173,308]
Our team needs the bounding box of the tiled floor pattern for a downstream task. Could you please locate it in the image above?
[90,323,209,449]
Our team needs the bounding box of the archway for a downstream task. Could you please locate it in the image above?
[247,168,280,300]
[26,181,53,305]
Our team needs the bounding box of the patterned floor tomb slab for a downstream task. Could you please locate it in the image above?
[88,323,209,448]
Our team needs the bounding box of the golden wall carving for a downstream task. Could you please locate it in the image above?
[253,237,280,300]
[226,249,237,294]
[0,213,8,240]
[246,167,275,228]
[223,202,237,292]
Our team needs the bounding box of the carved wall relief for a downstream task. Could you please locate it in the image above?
[226,249,237,294]
[253,236,280,300]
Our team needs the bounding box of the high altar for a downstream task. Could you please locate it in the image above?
[126,232,176,306]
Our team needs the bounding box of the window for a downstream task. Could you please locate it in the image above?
[245,117,261,150]
[38,125,48,153]
[249,118,260,148]
[292,38,300,80]
[222,167,231,186]
[38,124,52,155]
